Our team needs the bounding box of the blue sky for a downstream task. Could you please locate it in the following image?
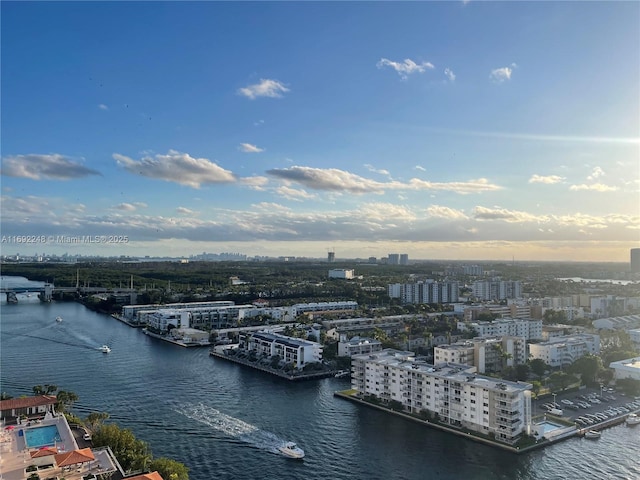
[1,1,639,261]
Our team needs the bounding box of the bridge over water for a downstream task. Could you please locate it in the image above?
[1,285,136,302]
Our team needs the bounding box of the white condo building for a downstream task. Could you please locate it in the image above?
[457,318,543,341]
[244,331,323,369]
[351,349,532,445]
[328,269,355,279]
[528,334,600,368]
[121,300,235,323]
[338,336,383,357]
[388,280,460,304]
[434,336,527,374]
[472,280,522,301]
[609,357,640,381]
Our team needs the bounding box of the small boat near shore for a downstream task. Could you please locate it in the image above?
[626,413,640,426]
[99,345,111,353]
[278,441,305,459]
[334,370,350,378]
[584,430,601,439]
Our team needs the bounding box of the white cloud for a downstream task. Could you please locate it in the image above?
[489,66,513,83]
[473,206,548,223]
[405,177,502,194]
[376,58,434,80]
[444,68,456,82]
[528,174,565,184]
[237,79,289,99]
[113,202,147,212]
[98,104,109,110]
[414,165,426,172]
[569,183,618,192]
[238,176,269,190]
[176,207,196,215]
[426,205,468,220]
[275,185,316,201]
[113,150,236,188]
[364,164,390,176]
[239,143,265,153]
[587,166,605,180]
[1,154,101,180]
[267,166,502,195]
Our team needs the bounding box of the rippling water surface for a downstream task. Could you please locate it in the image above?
[1,280,639,480]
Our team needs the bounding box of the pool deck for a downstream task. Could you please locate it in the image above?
[0,415,119,480]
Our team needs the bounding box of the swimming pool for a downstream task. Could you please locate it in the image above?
[537,421,564,434]
[24,425,62,448]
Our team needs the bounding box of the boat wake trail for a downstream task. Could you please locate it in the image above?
[177,403,287,455]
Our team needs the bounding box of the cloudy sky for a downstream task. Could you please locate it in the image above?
[1,2,639,261]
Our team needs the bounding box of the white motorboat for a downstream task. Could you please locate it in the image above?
[99,345,111,353]
[334,370,350,378]
[626,413,640,426]
[55,316,63,323]
[584,430,601,439]
[278,441,305,459]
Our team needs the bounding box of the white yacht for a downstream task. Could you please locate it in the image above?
[55,316,63,323]
[626,413,640,426]
[584,430,601,439]
[278,441,305,459]
[99,345,111,353]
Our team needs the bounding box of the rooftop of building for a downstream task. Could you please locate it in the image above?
[609,357,640,369]
[537,333,599,345]
[251,331,320,348]
[344,336,381,346]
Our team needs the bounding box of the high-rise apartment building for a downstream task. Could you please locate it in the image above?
[388,280,460,304]
[472,280,522,300]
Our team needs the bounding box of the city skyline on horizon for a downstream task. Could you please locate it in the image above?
[2,2,639,263]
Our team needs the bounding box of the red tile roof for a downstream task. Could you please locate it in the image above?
[125,472,164,480]
[0,395,57,411]
[30,446,59,458]
[54,447,95,467]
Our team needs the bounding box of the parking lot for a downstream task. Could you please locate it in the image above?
[534,387,640,428]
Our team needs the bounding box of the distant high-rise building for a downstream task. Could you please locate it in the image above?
[328,251,335,263]
[388,253,400,265]
[399,254,409,265]
[631,248,640,273]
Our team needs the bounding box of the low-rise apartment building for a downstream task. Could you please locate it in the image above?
[609,357,640,381]
[434,336,527,374]
[243,331,323,369]
[457,318,543,341]
[338,336,383,357]
[351,349,532,445]
[528,334,600,368]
